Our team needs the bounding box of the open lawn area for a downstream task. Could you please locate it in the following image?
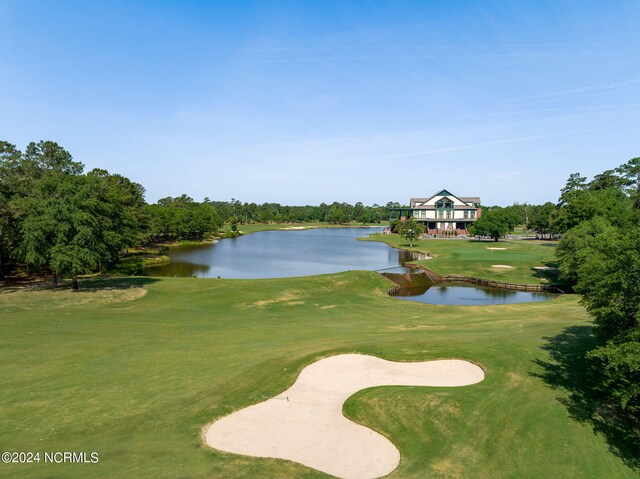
[363,234,560,285]
[0,273,637,478]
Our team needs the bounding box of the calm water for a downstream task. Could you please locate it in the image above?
[146,227,417,279]
[394,282,555,305]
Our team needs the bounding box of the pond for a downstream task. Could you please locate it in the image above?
[393,282,555,306]
[145,227,417,279]
[145,227,558,305]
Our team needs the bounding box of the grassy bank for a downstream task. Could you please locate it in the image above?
[0,273,636,478]
[363,233,560,285]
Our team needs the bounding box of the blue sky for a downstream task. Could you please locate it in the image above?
[1,1,639,206]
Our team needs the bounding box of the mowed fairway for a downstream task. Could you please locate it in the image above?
[364,234,559,284]
[0,273,635,478]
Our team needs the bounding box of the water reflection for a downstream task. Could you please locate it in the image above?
[394,282,555,305]
[145,227,418,279]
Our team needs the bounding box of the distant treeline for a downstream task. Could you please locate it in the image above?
[0,140,393,284]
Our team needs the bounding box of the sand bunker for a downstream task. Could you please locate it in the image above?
[486,247,507,250]
[204,354,484,479]
[533,266,557,271]
[491,264,513,269]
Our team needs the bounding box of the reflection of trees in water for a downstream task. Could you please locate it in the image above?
[146,262,210,277]
[394,282,553,305]
[395,285,430,296]
[398,250,426,264]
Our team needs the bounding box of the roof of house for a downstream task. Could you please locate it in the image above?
[412,205,479,210]
[409,189,480,208]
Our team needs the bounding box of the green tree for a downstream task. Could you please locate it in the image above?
[398,217,425,247]
[550,188,631,234]
[616,157,640,207]
[528,202,556,238]
[557,172,587,206]
[0,142,23,278]
[471,209,510,241]
[325,205,349,224]
[587,329,640,413]
[23,140,84,177]
[20,171,143,290]
[563,224,640,339]
[556,217,618,285]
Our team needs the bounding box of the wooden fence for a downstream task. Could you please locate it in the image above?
[440,274,560,292]
[381,265,563,294]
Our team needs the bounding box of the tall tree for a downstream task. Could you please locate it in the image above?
[23,140,84,177]
[0,142,23,278]
[398,217,425,247]
[471,209,511,241]
[557,172,587,206]
[20,170,143,289]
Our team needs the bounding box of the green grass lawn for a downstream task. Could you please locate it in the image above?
[0,273,636,478]
[363,234,560,285]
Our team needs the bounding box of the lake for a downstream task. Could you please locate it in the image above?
[146,227,558,305]
[146,227,417,279]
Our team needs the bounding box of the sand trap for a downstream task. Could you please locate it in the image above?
[282,226,309,230]
[533,266,557,271]
[491,264,512,269]
[204,354,484,479]
[486,247,507,250]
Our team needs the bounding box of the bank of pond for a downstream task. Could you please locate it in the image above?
[144,227,558,306]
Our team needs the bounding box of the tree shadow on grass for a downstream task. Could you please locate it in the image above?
[529,260,564,286]
[77,276,160,292]
[532,326,640,470]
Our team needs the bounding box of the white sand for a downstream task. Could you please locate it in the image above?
[282,226,309,230]
[486,247,507,250]
[533,266,557,270]
[204,354,484,479]
[491,264,513,269]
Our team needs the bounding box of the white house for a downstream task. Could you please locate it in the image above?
[393,189,482,234]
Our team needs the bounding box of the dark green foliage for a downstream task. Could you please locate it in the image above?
[0,142,23,277]
[206,199,387,225]
[325,204,350,224]
[528,202,556,238]
[145,195,222,241]
[563,224,640,339]
[555,158,640,422]
[588,329,640,413]
[470,209,513,241]
[20,170,145,289]
[551,188,631,234]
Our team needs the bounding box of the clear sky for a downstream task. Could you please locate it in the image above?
[1,1,639,206]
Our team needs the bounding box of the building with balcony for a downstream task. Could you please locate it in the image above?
[392,189,482,235]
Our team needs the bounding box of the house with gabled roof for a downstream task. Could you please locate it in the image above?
[391,189,482,235]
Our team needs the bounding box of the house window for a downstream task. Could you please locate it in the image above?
[438,211,443,218]
[464,211,468,218]
[470,211,475,218]
[446,211,451,219]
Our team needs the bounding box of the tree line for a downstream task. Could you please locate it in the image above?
[0,140,390,287]
[554,158,640,417]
